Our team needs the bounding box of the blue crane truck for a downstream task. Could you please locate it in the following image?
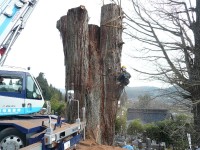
[0,0,86,149]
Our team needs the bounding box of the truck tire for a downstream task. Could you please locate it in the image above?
[0,127,25,150]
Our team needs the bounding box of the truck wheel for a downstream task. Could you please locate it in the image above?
[0,127,25,150]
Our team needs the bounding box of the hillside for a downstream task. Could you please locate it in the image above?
[125,86,160,99]
[124,86,190,107]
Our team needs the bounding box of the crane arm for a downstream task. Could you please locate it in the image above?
[0,0,39,66]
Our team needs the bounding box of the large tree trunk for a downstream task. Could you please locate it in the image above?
[99,4,123,145]
[56,6,89,123]
[57,4,123,145]
[86,24,101,143]
[188,0,200,144]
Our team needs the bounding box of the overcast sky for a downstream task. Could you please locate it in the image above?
[4,0,164,89]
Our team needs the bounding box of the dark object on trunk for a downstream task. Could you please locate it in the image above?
[117,70,131,86]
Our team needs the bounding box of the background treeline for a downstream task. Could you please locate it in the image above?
[36,72,65,115]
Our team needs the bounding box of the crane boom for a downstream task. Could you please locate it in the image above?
[0,0,39,66]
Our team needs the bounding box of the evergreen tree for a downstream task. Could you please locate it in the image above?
[36,72,64,101]
[36,72,50,100]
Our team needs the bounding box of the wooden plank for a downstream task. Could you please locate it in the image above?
[20,142,42,150]
[0,119,48,129]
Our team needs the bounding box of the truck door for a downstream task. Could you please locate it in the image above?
[0,71,26,116]
[24,74,44,114]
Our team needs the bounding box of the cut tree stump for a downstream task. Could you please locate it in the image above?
[57,3,124,145]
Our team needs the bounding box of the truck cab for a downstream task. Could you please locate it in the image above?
[0,66,44,116]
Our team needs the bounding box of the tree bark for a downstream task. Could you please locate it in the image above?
[57,4,124,145]
[56,5,89,123]
[86,24,101,143]
[99,4,123,145]
[188,0,200,143]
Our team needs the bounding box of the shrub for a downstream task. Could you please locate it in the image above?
[127,119,144,135]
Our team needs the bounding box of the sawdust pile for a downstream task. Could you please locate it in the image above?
[76,139,125,150]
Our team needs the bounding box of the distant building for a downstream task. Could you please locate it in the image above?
[127,108,171,124]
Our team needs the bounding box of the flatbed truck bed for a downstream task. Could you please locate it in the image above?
[0,115,86,150]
